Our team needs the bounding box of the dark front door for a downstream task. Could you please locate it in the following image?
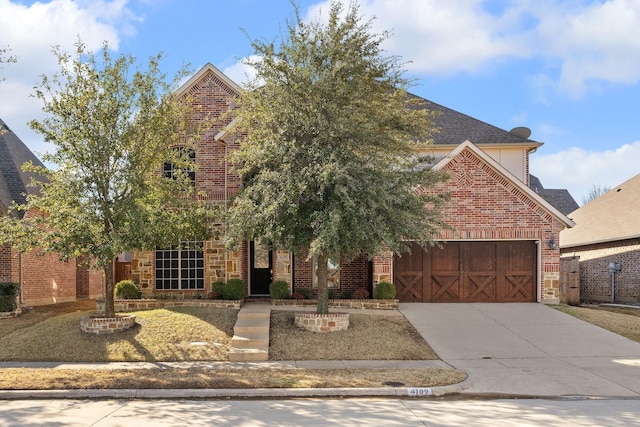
[250,241,272,295]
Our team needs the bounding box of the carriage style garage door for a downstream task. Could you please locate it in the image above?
[394,241,537,303]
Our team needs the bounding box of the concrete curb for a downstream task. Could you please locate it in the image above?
[0,384,465,400]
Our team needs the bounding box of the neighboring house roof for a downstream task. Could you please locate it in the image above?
[434,141,575,229]
[561,173,640,248]
[0,119,45,218]
[529,174,579,216]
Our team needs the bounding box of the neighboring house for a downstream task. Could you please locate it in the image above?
[130,63,574,304]
[529,175,579,216]
[560,173,640,303]
[0,119,103,306]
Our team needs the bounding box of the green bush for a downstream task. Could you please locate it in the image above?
[0,282,20,312]
[269,281,290,299]
[114,280,141,299]
[222,279,247,300]
[328,290,336,299]
[211,281,225,298]
[340,290,352,299]
[375,281,396,299]
[296,288,312,299]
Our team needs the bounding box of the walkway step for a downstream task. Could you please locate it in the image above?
[228,302,271,362]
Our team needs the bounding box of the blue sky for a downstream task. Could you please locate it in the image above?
[1,0,640,205]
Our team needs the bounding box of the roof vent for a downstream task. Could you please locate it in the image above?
[510,126,531,139]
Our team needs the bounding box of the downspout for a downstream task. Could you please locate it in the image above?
[216,137,229,283]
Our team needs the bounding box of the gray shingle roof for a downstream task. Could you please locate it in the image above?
[414,95,541,146]
[560,173,640,248]
[529,174,579,216]
[0,119,45,218]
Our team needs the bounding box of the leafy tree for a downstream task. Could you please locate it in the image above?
[581,183,611,205]
[0,46,16,83]
[0,41,215,318]
[227,1,449,314]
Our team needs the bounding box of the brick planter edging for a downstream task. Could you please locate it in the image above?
[96,298,243,313]
[80,314,136,335]
[272,299,399,309]
[294,312,350,333]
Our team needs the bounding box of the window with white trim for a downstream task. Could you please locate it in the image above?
[312,255,340,288]
[155,241,204,290]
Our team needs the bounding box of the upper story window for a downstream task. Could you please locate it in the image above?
[163,147,195,183]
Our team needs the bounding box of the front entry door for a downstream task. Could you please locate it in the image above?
[250,241,272,295]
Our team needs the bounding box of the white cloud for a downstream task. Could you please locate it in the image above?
[530,141,640,205]
[302,0,640,96]
[222,56,261,88]
[0,0,139,155]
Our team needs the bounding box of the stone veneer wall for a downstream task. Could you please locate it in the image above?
[294,312,349,333]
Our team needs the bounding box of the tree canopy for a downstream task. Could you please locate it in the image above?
[0,41,215,317]
[227,1,449,313]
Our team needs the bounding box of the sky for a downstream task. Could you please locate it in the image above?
[1,0,640,206]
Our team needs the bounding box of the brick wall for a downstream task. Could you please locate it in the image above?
[20,249,78,305]
[421,146,566,302]
[562,238,640,303]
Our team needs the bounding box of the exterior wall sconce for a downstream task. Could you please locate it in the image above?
[548,238,558,250]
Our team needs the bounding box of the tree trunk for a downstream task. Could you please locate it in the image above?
[103,263,115,318]
[316,253,329,314]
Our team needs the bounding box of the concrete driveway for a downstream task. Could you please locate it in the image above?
[399,303,640,397]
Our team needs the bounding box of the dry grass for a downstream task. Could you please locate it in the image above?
[0,367,467,390]
[0,301,465,390]
[269,310,438,360]
[0,305,237,362]
[554,304,640,343]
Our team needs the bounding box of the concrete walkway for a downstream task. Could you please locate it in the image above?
[399,303,640,397]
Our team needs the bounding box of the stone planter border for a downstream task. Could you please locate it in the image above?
[294,311,350,333]
[80,314,136,335]
[96,298,243,313]
[271,298,399,310]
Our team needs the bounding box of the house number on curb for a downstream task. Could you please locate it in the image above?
[407,387,432,396]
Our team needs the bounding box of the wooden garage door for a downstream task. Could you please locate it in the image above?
[394,241,537,303]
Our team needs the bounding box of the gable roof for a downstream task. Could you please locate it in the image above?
[529,174,579,216]
[413,95,542,148]
[174,63,242,99]
[0,119,45,218]
[561,173,640,248]
[434,140,575,228]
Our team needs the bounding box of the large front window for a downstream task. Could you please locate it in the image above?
[163,147,195,183]
[155,241,204,290]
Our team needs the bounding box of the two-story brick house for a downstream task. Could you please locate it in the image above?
[129,63,574,304]
[0,119,104,306]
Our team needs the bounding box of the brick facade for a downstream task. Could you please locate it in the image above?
[384,144,567,303]
[129,65,569,303]
[561,238,640,303]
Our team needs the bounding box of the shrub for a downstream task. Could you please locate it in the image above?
[223,279,247,300]
[0,282,20,312]
[375,281,396,299]
[290,292,305,300]
[340,290,352,299]
[328,290,336,299]
[114,280,141,299]
[211,281,225,297]
[352,287,369,299]
[296,288,312,299]
[269,280,290,299]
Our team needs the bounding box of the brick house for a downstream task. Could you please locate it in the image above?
[560,173,640,303]
[0,119,103,306]
[129,63,574,304]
